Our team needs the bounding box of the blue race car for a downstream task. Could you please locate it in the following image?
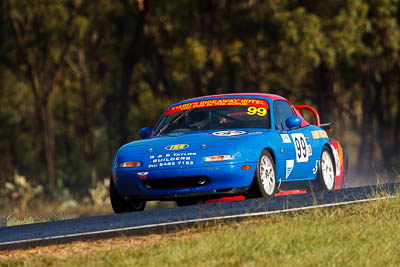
[110,93,347,213]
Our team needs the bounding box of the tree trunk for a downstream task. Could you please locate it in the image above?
[35,96,56,194]
[118,0,153,146]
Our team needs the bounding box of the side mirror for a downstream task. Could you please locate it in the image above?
[285,116,302,130]
[139,127,153,138]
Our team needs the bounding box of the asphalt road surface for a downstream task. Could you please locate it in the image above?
[1,183,399,250]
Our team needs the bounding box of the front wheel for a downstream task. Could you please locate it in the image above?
[255,150,277,197]
[316,147,336,191]
[109,178,146,213]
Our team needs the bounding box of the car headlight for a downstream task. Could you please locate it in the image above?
[119,161,142,168]
[203,155,234,162]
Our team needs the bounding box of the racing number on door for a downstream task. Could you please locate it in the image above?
[291,133,308,162]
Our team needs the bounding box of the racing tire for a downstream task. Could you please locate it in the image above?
[109,178,146,213]
[316,147,336,191]
[255,150,277,197]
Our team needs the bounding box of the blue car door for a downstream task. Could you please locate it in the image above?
[273,100,314,181]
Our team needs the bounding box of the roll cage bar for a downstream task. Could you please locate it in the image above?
[294,105,332,130]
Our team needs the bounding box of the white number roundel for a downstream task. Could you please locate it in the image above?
[291,133,308,162]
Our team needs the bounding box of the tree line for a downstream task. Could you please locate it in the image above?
[0,0,399,198]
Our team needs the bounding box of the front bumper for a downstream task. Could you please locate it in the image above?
[113,162,256,200]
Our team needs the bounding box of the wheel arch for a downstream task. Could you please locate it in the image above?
[257,146,278,179]
[257,147,277,175]
[247,147,276,197]
[264,147,276,163]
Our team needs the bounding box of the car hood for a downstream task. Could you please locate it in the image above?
[115,129,269,171]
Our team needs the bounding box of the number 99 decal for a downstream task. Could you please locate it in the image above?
[247,107,267,116]
[291,133,309,162]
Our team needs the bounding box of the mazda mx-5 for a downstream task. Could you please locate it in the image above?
[110,93,347,213]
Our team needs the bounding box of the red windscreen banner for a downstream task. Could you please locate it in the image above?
[164,98,269,116]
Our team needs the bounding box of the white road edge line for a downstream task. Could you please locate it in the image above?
[0,195,394,247]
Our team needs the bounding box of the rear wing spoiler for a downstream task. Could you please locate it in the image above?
[294,105,332,130]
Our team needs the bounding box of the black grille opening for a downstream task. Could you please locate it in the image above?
[143,176,209,189]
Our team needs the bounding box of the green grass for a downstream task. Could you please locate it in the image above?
[3,195,400,266]
[2,201,174,227]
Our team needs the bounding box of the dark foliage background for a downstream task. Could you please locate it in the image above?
[0,0,399,200]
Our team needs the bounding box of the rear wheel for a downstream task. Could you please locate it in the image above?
[316,147,336,191]
[255,150,276,197]
[109,178,146,213]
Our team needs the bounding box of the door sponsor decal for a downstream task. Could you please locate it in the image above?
[286,159,294,179]
[291,133,309,162]
[212,130,246,136]
[280,134,291,143]
[312,160,319,175]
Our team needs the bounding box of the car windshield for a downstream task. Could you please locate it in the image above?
[153,99,271,135]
